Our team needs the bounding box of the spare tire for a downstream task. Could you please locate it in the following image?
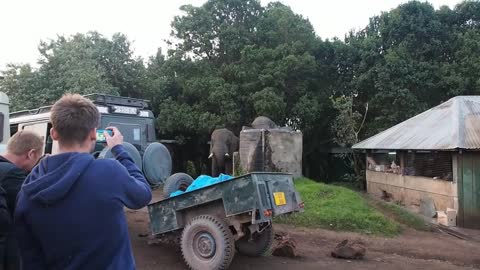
[163,173,194,198]
[142,142,172,186]
[98,142,143,170]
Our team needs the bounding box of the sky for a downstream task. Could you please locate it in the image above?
[0,0,462,70]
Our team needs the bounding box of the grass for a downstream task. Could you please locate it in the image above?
[366,198,432,232]
[330,181,361,191]
[275,178,402,237]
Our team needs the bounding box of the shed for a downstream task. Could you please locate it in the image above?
[353,96,480,229]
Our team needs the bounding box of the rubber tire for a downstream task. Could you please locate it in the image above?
[142,142,172,186]
[98,142,143,170]
[235,225,274,257]
[92,151,101,159]
[181,215,234,270]
[163,173,194,198]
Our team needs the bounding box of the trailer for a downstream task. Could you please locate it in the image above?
[148,172,303,270]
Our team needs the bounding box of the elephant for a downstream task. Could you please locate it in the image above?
[208,128,239,177]
[251,116,277,129]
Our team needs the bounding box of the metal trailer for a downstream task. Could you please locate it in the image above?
[148,172,304,270]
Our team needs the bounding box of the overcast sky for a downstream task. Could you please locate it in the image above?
[0,0,462,69]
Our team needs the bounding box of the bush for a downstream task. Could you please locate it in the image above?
[186,161,197,178]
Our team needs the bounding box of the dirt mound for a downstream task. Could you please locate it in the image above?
[272,232,298,258]
[331,239,366,259]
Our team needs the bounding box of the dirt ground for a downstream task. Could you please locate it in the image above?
[128,190,480,270]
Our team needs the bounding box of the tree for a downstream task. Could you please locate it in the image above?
[0,64,40,111]
[37,32,144,98]
[331,95,368,187]
[0,32,144,111]
[171,0,262,63]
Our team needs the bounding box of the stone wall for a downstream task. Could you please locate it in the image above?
[239,128,303,177]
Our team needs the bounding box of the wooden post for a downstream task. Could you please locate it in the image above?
[400,151,405,175]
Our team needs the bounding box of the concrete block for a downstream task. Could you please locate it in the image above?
[437,211,448,226]
[446,208,457,227]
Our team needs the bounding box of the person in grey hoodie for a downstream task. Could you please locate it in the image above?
[15,94,152,270]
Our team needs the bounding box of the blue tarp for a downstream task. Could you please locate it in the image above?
[170,174,233,198]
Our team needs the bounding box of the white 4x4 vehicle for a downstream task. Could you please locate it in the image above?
[0,92,9,154]
[9,94,172,187]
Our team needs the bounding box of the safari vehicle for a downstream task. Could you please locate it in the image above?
[148,172,304,270]
[9,94,172,186]
[0,92,10,154]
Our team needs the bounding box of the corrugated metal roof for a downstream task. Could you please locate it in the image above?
[352,96,480,150]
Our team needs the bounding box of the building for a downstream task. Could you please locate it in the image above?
[353,96,480,229]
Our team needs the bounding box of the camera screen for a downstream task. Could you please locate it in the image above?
[96,129,112,142]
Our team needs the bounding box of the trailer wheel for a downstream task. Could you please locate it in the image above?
[163,173,194,198]
[181,215,234,270]
[235,225,274,257]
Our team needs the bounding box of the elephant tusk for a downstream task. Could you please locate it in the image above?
[208,153,213,159]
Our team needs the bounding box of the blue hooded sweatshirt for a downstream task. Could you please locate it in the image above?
[14,145,152,270]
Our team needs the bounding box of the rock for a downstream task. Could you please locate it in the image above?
[420,196,436,218]
[331,239,366,260]
[252,116,277,129]
[274,231,289,240]
[272,237,298,258]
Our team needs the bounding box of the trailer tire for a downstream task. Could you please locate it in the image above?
[163,173,194,198]
[181,215,234,270]
[235,225,274,257]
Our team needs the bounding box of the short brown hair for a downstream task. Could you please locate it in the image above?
[7,130,44,155]
[50,94,99,145]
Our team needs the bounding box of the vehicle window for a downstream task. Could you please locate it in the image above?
[147,123,156,142]
[45,123,53,154]
[10,124,18,137]
[107,122,143,146]
[21,122,48,155]
[133,128,140,141]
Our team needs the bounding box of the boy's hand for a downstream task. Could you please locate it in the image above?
[105,127,124,148]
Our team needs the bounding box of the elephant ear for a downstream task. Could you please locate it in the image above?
[233,135,239,147]
[229,134,239,152]
[210,137,214,152]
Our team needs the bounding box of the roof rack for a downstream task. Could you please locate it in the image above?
[84,94,149,109]
[10,106,52,119]
[10,94,150,118]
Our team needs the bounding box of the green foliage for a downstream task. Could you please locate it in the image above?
[367,198,432,232]
[233,161,246,177]
[186,160,198,178]
[0,64,41,110]
[331,95,365,147]
[342,1,480,136]
[252,87,286,122]
[0,32,143,111]
[171,0,262,62]
[275,178,401,236]
[150,0,323,144]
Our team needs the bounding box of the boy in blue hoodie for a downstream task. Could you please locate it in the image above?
[14,94,152,270]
